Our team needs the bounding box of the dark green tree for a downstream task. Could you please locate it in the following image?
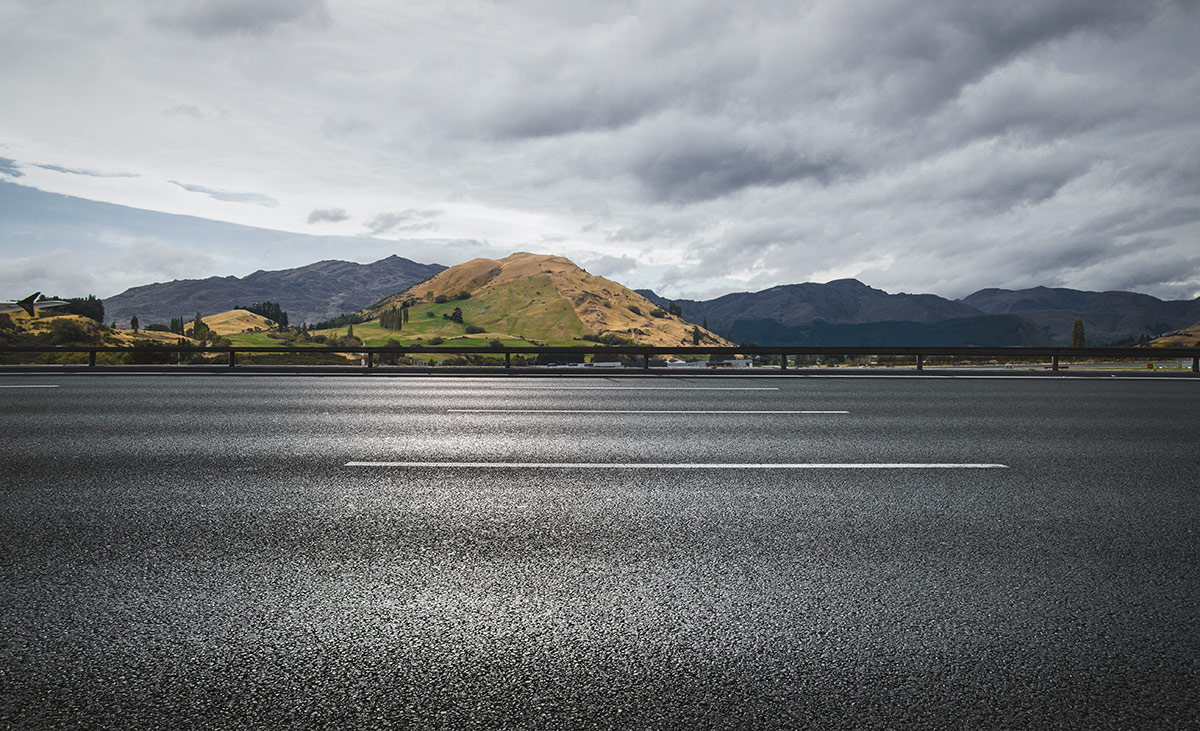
[381,307,404,331]
[1071,318,1086,347]
[130,315,139,332]
[191,311,210,342]
[61,295,105,323]
[237,301,288,327]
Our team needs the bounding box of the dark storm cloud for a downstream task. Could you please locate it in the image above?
[0,157,23,178]
[1080,206,1200,240]
[627,128,839,204]
[34,164,138,178]
[636,145,833,204]
[822,1,1156,123]
[307,208,349,224]
[154,0,329,37]
[169,180,279,207]
[365,210,443,236]
[490,89,661,140]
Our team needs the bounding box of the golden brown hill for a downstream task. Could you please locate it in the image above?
[370,252,730,347]
[4,312,199,345]
[1150,321,1200,347]
[202,309,276,336]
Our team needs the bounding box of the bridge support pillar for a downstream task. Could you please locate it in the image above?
[780,354,787,370]
[1193,356,1198,373]
[505,352,511,369]
[916,354,924,371]
[228,350,236,368]
[366,352,373,369]
[1052,355,1059,371]
[643,354,650,370]
[88,350,96,368]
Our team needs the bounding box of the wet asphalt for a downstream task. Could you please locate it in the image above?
[1,374,1198,730]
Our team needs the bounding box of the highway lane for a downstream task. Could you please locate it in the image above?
[1,375,1198,729]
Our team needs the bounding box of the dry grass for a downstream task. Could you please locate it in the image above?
[1150,321,1200,347]
[202,309,276,335]
[8,313,200,345]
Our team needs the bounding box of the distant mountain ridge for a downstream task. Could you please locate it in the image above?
[105,255,446,326]
[637,279,1051,346]
[639,279,981,330]
[639,279,1199,346]
[961,286,1200,345]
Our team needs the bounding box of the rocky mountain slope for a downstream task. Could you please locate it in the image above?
[637,279,1049,346]
[639,278,1199,346]
[961,286,1200,345]
[104,255,445,327]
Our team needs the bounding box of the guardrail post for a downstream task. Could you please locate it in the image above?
[228,350,236,368]
[643,354,650,370]
[366,352,373,369]
[88,350,96,367]
[505,352,511,369]
[916,354,923,371]
[780,354,787,370]
[1052,355,1059,371]
[1193,356,1198,373]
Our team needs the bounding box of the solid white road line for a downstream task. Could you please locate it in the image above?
[345,462,1007,469]
[0,385,60,388]
[479,386,780,391]
[446,409,848,414]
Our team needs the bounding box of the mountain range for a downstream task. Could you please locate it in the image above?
[639,280,1200,346]
[104,255,445,326]
[98,252,1200,347]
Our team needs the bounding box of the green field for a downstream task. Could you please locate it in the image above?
[224,331,326,348]
[225,280,588,354]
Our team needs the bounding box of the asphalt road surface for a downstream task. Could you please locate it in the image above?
[1,374,1198,730]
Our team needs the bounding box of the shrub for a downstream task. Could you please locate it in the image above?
[121,339,177,364]
[428,336,445,345]
[434,294,448,304]
[628,305,642,315]
[649,309,666,318]
[49,319,94,345]
[466,325,485,334]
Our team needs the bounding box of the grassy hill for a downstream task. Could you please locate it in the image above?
[365,252,728,347]
[1150,321,1200,347]
[201,309,276,336]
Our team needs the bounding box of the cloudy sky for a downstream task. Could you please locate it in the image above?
[2,0,1198,301]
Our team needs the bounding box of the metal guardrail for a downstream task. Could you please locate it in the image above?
[2,344,1199,372]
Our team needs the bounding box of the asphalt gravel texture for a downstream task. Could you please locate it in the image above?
[1,374,1198,730]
